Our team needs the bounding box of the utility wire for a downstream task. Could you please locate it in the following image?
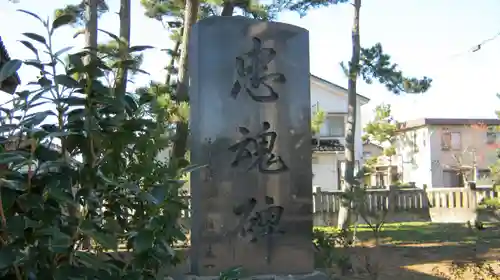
[376,31,500,116]
[412,30,500,78]
[470,31,500,53]
[446,31,500,59]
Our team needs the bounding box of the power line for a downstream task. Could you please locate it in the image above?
[410,31,500,79]
[471,31,500,53]
[446,31,500,59]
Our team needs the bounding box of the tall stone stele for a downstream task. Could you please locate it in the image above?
[189,16,313,276]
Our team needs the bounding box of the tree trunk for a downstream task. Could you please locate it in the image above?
[221,1,234,16]
[84,0,98,65]
[338,0,361,230]
[115,0,131,101]
[81,0,98,251]
[388,157,392,186]
[165,38,181,85]
[171,0,199,161]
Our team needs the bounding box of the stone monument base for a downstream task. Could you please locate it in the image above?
[182,271,329,280]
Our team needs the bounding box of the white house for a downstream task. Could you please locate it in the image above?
[394,118,500,188]
[310,75,370,191]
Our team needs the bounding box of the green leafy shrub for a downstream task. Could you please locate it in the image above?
[478,197,500,210]
[478,185,500,210]
[0,10,197,279]
[313,229,352,277]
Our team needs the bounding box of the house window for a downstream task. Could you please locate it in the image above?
[376,171,386,187]
[441,130,461,150]
[478,169,491,179]
[320,115,345,137]
[441,130,451,150]
[442,170,464,188]
[486,130,497,145]
[450,132,461,150]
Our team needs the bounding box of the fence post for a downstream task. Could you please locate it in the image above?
[422,188,429,208]
[467,182,479,226]
[388,185,397,214]
[313,186,322,213]
[469,182,478,208]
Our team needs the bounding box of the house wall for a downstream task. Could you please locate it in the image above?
[309,78,367,191]
[428,124,498,187]
[395,124,499,188]
[312,153,340,191]
[362,143,383,160]
[310,79,365,162]
[428,126,443,187]
[395,127,432,188]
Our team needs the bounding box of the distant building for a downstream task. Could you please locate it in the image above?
[0,36,21,93]
[362,142,384,160]
[395,118,500,188]
[361,142,397,187]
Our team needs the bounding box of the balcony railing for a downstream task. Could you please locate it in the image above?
[312,138,344,152]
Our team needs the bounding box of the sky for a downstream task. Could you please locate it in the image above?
[1,0,500,125]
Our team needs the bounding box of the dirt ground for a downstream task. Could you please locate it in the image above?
[332,240,500,279]
[182,225,500,279]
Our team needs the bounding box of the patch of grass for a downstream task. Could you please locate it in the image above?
[315,222,500,245]
[479,197,500,209]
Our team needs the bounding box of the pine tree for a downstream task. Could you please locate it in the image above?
[338,1,431,229]
[138,0,291,168]
[363,104,398,185]
[288,0,432,229]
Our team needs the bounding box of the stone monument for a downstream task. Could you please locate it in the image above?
[189,16,313,277]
